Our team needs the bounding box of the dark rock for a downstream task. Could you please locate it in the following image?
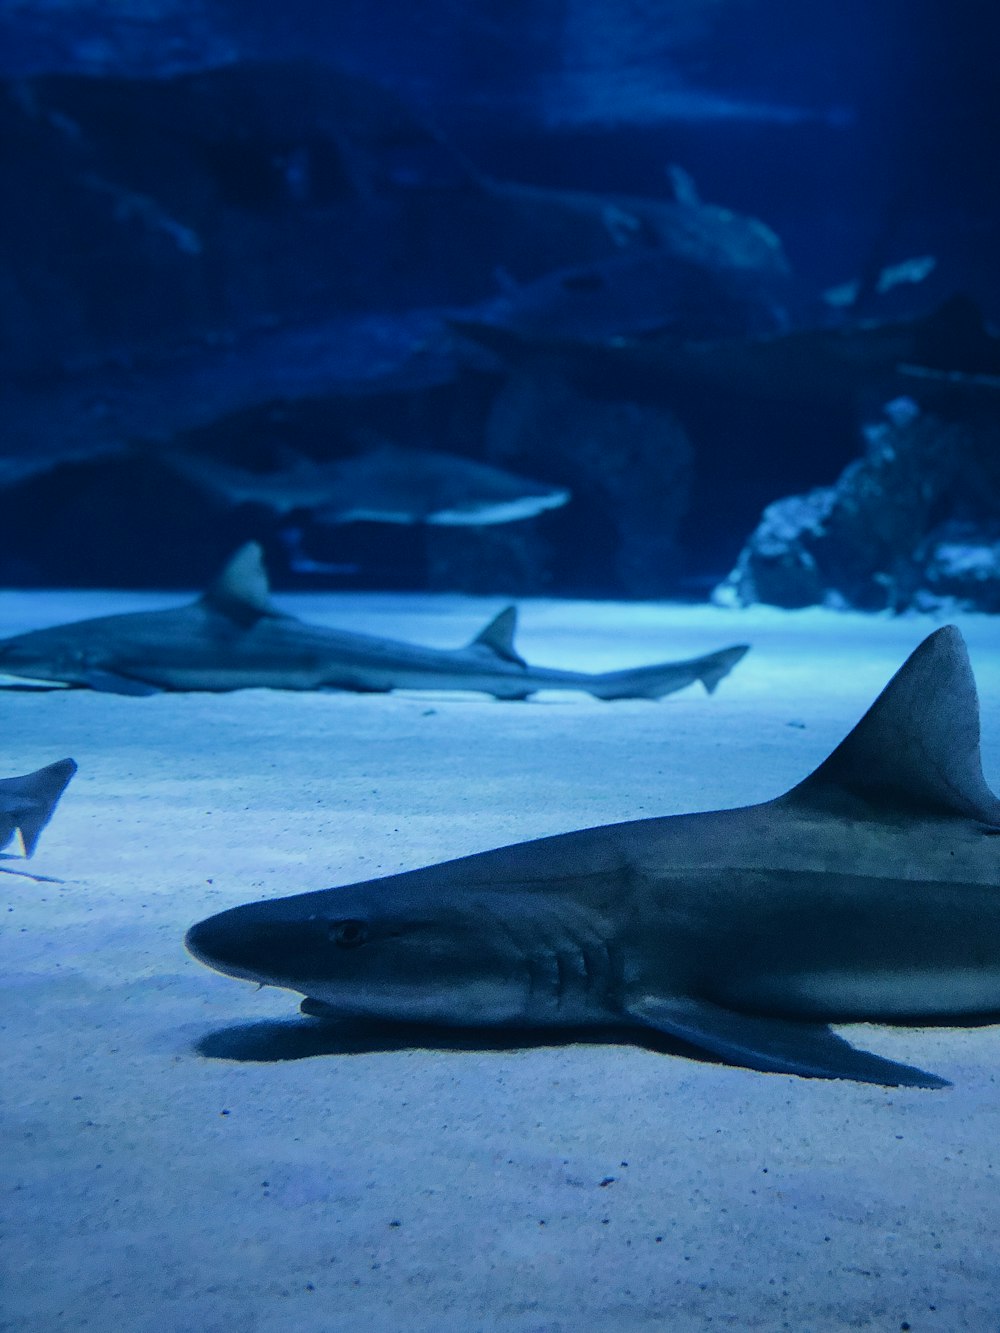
[1,61,488,380]
[4,1,998,333]
[453,367,695,598]
[917,523,1000,614]
[0,61,786,480]
[0,57,793,594]
[2,61,786,381]
[716,402,1000,612]
[0,309,463,485]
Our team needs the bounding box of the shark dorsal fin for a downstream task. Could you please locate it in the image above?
[469,606,526,667]
[785,626,1000,822]
[1,757,77,857]
[200,543,282,623]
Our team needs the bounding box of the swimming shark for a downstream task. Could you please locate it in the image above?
[0,758,76,859]
[160,442,571,528]
[186,626,1000,1087]
[0,544,748,699]
[476,245,785,342]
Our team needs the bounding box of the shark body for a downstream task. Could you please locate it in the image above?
[162,442,570,528]
[0,544,747,699]
[0,759,76,859]
[187,627,1000,1087]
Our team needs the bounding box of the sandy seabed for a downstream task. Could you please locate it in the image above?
[2,589,999,1333]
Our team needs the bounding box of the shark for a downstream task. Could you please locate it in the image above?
[0,758,76,862]
[0,544,749,699]
[160,442,570,528]
[477,245,785,343]
[186,626,1000,1087]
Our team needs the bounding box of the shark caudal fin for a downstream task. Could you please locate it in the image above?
[785,625,1000,823]
[696,644,752,694]
[585,643,750,701]
[199,543,285,625]
[0,758,77,856]
[468,606,527,667]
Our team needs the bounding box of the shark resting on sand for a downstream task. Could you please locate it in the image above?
[187,626,1000,1088]
[0,758,76,871]
[0,544,748,700]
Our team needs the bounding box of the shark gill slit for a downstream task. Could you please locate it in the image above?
[535,927,615,1017]
[555,951,568,1009]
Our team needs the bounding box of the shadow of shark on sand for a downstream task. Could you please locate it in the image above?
[194,1011,718,1066]
[194,1007,1000,1078]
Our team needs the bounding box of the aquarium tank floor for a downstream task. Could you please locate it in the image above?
[3,591,999,1333]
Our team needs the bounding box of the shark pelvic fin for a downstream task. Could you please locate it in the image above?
[200,543,282,624]
[627,995,948,1088]
[469,606,526,667]
[784,626,1000,823]
[81,669,162,696]
[0,758,77,857]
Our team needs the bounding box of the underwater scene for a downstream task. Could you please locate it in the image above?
[2,3,999,1330]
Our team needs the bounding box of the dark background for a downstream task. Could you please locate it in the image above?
[1,0,997,599]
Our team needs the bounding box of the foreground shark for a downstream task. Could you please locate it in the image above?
[0,759,76,860]
[186,627,1000,1087]
[161,442,570,528]
[0,544,748,699]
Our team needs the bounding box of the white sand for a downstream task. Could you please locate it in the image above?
[3,591,999,1332]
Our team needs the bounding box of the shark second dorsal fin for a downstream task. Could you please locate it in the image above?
[785,626,1000,823]
[200,543,282,623]
[469,606,526,667]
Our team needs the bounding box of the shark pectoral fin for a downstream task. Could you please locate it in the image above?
[625,995,949,1088]
[82,669,162,696]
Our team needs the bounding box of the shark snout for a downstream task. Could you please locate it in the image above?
[0,640,43,671]
[185,901,320,984]
[0,635,83,684]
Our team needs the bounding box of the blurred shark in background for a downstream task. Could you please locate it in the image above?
[161,441,570,528]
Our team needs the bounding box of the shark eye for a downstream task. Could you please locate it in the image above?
[329,919,367,948]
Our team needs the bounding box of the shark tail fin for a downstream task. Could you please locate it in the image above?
[2,758,77,857]
[585,644,750,701]
[469,606,526,667]
[200,543,282,624]
[697,644,751,695]
[785,625,1000,823]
